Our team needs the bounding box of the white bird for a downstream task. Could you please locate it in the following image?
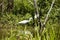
[18,14,39,24]
[18,17,32,24]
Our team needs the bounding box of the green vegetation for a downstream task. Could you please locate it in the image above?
[0,0,60,40]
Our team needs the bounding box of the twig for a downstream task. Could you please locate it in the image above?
[40,0,55,36]
[33,0,39,16]
[43,0,55,25]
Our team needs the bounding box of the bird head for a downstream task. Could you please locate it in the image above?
[29,17,33,21]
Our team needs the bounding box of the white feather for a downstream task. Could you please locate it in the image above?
[18,14,39,24]
[18,20,29,24]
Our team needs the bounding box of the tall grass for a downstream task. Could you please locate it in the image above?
[0,0,60,39]
[0,13,59,40]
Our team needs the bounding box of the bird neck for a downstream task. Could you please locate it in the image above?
[29,19,31,22]
[29,17,32,22]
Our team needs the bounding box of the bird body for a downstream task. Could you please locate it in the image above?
[18,14,38,24]
[18,17,32,24]
[18,20,29,24]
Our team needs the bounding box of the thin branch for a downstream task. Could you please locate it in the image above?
[33,0,39,17]
[33,0,41,28]
[43,0,55,25]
